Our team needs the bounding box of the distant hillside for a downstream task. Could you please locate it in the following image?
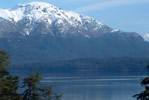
[10,57,149,75]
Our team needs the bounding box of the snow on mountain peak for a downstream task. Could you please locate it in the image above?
[0,2,107,36]
[13,1,59,14]
[13,1,57,12]
[0,2,104,25]
[12,2,62,22]
[0,2,61,22]
[143,34,149,42]
[17,2,54,8]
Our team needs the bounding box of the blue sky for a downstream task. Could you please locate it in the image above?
[0,0,149,35]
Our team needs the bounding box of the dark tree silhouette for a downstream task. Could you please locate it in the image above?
[0,49,62,100]
[22,72,62,100]
[0,50,22,100]
[134,65,149,100]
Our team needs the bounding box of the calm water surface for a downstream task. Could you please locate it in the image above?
[12,70,145,100]
[40,73,144,100]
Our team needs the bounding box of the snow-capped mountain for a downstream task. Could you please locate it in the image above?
[143,34,149,42]
[0,2,141,38]
[0,2,149,64]
[0,2,112,37]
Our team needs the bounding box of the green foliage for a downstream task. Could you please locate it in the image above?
[0,50,22,100]
[134,65,149,100]
[0,50,10,76]
[22,72,42,100]
[11,57,149,74]
[0,50,62,100]
[22,72,62,100]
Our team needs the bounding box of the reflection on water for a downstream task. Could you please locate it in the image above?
[41,75,144,100]
[11,70,145,100]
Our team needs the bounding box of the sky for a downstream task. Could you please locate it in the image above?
[0,0,149,35]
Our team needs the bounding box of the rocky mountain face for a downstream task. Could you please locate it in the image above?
[0,2,149,64]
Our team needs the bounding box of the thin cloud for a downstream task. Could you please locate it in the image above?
[75,0,149,12]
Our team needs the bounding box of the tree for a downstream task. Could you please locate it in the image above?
[22,72,62,100]
[0,49,62,100]
[0,50,22,100]
[22,72,42,100]
[134,65,149,100]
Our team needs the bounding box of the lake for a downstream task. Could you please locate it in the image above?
[11,70,145,100]
[39,72,145,100]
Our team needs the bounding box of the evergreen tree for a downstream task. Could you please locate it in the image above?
[134,65,149,100]
[22,72,42,100]
[0,50,22,100]
[0,50,62,100]
[22,72,62,100]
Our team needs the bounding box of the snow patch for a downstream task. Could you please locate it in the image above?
[143,34,149,42]
[0,1,106,37]
[111,29,120,33]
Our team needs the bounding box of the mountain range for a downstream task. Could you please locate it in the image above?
[0,2,149,64]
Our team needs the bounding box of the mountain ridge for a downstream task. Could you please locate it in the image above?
[0,2,108,37]
[0,2,149,64]
[0,2,139,38]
